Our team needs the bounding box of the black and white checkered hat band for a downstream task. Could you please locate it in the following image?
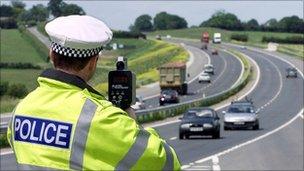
[51,42,102,58]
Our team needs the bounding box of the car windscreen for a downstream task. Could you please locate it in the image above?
[228,105,253,113]
[162,90,176,95]
[185,110,213,118]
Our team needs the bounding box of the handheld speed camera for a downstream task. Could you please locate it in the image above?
[108,56,136,110]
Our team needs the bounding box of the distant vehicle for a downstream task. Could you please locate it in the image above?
[156,35,162,40]
[241,46,247,49]
[166,35,171,38]
[201,32,209,50]
[223,99,259,130]
[201,32,209,43]
[204,64,214,75]
[211,49,218,55]
[213,33,221,44]
[159,62,188,95]
[179,107,221,139]
[286,67,297,78]
[198,73,211,83]
[159,89,179,106]
[131,96,146,110]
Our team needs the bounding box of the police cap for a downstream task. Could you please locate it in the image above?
[45,15,112,58]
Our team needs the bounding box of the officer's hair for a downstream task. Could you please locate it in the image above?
[52,51,96,71]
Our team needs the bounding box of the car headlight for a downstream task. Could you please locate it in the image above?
[203,123,213,128]
[181,123,191,128]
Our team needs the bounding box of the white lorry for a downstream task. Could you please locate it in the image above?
[213,33,221,43]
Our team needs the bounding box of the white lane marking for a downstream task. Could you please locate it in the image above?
[196,108,304,164]
[300,113,304,119]
[185,47,195,70]
[214,51,261,111]
[188,46,211,83]
[224,50,245,89]
[0,149,13,155]
[256,56,283,112]
[196,51,228,93]
[148,52,261,128]
[181,165,191,170]
[212,156,221,171]
[170,136,177,140]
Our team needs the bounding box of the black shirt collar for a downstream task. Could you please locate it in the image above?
[40,69,103,96]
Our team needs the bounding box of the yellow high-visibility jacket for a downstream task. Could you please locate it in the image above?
[7,69,181,170]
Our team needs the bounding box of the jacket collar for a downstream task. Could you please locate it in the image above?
[40,69,103,96]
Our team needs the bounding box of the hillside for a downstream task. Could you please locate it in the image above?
[148,27,303,58]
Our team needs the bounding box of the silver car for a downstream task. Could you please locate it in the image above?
[223,101,259,130]
[198,73,211,83]
[204,64,214,75]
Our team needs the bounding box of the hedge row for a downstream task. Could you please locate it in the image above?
[136,49,252,123]
[113,31,146,39]
[18,26,49,62]
[0,82,28,98]
[0,62,41,69]
[262,36,304,44]
[230,34,248,42]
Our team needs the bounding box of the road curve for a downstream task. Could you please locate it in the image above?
[153,45,303,168]
[143,40,243,109]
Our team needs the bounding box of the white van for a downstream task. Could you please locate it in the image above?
[213,33,221,43]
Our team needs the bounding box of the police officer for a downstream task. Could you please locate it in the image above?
[7,15,181,170]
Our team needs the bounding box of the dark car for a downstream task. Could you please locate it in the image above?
[223,100,259,130]
[179,108,220,139]
[159,89,179,106]
[211,49,218,55]
[286,67,297,78]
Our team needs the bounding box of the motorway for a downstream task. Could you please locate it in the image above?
[143,41,243,108]
[1,39,303,170]
[151,42,303,170]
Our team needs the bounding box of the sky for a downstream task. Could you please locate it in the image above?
[2,1,303,30]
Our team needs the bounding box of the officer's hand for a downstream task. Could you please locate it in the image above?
[125,107,136,120]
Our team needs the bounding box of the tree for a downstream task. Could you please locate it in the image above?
[262,18,278,31]
[153,12,187,30]
[48,0,64,17]
[200,10,243,30]
[277,15,304,33]
[30,4,49,22]
[131,14,153,32]
[244,19,259,31]
[0,5,14,17]
[61,3,86,16]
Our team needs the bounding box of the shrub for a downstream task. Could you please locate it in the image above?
[262,36,304,44]
[113,31,146,39]
[7,84,28,98]
[0,82,9,96]
[230,34,248,42]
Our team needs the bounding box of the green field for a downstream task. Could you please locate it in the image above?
[92,38,188,94]
[148,27,303,58]
[0,29,46,64]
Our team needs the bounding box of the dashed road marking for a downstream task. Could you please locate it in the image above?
[170,137,177,140]
[256,56,283,112]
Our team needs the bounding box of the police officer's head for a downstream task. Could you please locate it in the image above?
[45,15,113,81]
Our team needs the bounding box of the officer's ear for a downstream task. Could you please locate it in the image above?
[49,50,55,64]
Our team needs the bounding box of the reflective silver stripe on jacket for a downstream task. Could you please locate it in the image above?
[70,99,97,170]
[115,129,150,170]
[162,142,174,171]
